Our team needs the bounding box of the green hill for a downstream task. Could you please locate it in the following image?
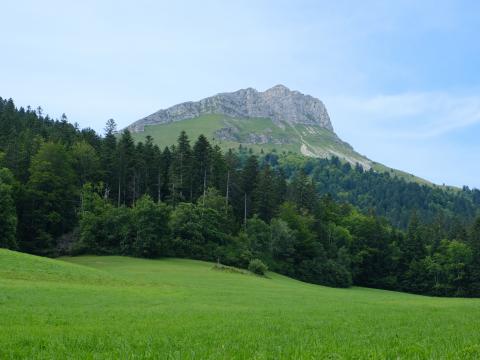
[1,249,480,359]
[130,114,434,186]
[131,114,371,168]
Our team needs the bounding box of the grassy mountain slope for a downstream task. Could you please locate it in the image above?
[131,114,371,167]
[2,249,480,359]
[130,114,434,185]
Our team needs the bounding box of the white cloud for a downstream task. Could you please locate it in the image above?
[322,91,480,188]
[326,92,480,140]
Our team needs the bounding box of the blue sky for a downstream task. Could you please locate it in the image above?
[1,0,479,188]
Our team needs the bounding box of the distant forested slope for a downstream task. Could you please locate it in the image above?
[278,155,480,229]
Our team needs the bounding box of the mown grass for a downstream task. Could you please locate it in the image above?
[1,249,480,359]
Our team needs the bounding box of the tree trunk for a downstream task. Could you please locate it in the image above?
[244,192,247,230]
[225,170,230,213]
[117,177,121,207]
[203,168,207,201]
[157,169,161,203]
[132,173,136,206]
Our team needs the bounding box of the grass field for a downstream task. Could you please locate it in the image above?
[1,249,480,359]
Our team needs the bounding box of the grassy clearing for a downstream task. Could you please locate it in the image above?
[1,249,480,359]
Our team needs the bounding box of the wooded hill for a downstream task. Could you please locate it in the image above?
[1,96,480,296]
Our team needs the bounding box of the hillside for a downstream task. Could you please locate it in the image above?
[128,85,372,169]
[130,113,371,169]
[127,85,434,184]
[1,249,480,359]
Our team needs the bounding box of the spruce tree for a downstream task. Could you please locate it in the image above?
[253,165,277,222]
[101,119,118,200]
[192,134,212,200]
[171,131,192,200]
[159,146,172,202]
[117,130,136,206]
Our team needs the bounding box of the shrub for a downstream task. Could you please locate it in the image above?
[248,259,268,275]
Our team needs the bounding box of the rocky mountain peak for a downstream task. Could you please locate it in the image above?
[127,86,333,133]
[264,84,291,95]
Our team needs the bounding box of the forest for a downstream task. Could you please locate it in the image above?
[1,96,480,297]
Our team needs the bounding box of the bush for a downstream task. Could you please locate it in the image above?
[248,259,268,275]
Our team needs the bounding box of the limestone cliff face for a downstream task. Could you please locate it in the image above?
[127,85,333,132]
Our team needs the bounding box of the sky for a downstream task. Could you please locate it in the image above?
[1,0,479,188]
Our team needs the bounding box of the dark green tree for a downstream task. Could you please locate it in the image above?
[132,195,170,258]
[101,119,118,200]
[71,140,100,187]
[241,155,259,223]
[253,165,277,222]
[170,131,192,200]
[287,169,317,213]
[192,134,212,200]
[117,130,136,206]
[21,142,77,254]
[0,167,18,249]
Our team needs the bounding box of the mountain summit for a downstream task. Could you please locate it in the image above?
[128,85,333,133]
[127,85,372,168]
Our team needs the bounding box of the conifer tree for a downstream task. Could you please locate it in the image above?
[0,167,17,249]
[402,211,426,263]
[171,131,192,200]
[253,165,277,222]
[159,146,171,202]
[287,169,317,212]
[101,119,118,200]
[117,130,136,206]
[21,142,77,254]
[192,134,212,200]
[241,155,259,222]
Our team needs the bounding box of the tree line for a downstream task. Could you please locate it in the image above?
[1,96,480,296]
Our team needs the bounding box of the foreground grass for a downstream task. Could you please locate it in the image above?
[1,249,480,359]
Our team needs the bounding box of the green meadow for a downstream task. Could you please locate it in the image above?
[1,249,480,359]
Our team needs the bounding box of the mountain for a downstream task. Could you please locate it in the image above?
[127,85,434,184]
[128,84,333,132]
[127,85,373,169]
